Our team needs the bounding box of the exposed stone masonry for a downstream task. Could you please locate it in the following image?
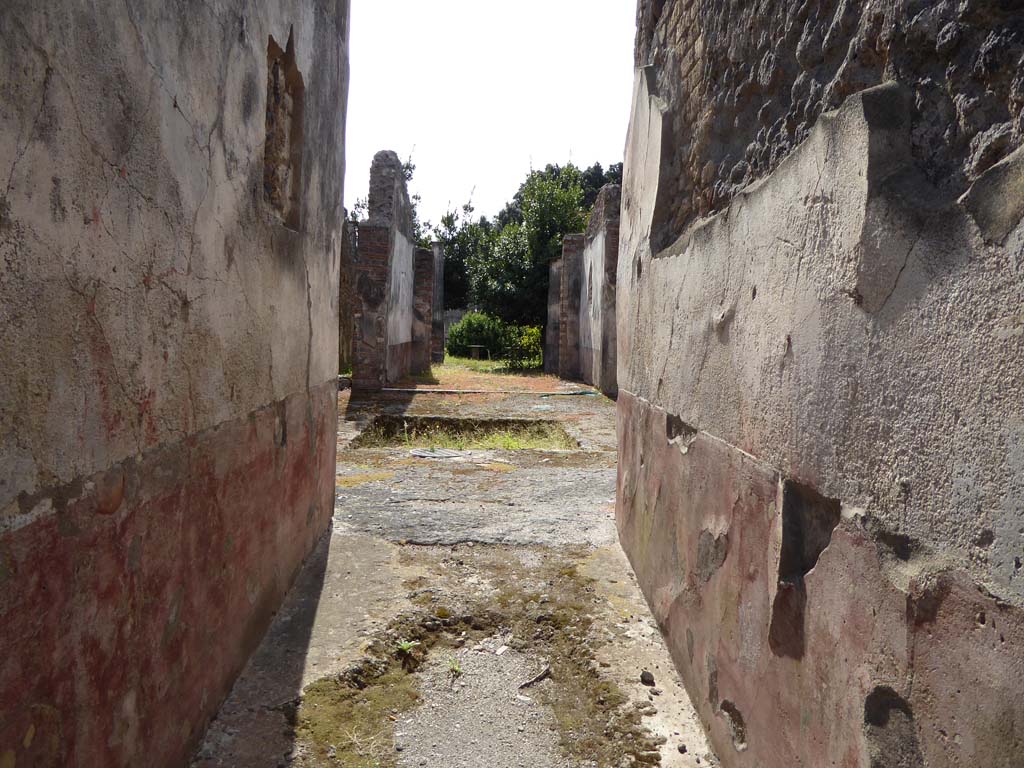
[636,0,1024,249]
[351,151,443,390]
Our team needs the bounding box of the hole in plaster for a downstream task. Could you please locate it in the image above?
[777,480,841,583]
[263,28,305,231]
[635,257,643,281]
[720,700,748,751]
[863,686,923,768]
[751,285,757,300]
[666,413,697,453]
[769,480,841,659]
[696,529,729,583]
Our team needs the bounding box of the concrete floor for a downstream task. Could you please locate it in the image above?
[191,371,715,768]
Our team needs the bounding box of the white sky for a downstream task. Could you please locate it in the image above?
[344,1,637,226]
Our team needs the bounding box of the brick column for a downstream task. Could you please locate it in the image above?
[352,222,390,390]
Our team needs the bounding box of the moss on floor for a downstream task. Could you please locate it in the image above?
[291,544,664,767]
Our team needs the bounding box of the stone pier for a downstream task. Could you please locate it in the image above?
[544,259,562,374]
[557,234,584,381]
[351,152,443,389]
[431,242,446,364]
[352,151,415,389]
[412,246,436,374]
[579,184,620,397]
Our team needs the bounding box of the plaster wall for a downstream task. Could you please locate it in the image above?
[616,62,1024,768]
[431,242,446,364]
[557,236,584,381]
[544,259,562,374]
[385,231,414,381]
[0,0,349,764]
[579,184,620,397]
[411,246,435,374]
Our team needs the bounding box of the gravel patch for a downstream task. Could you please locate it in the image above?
[396,637,562,768]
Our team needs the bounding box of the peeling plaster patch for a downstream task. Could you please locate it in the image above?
[863,686,923,768]
[666,412,697,453]
[720,700,748,752]
[696,529,729,583]
[769,480,841,659]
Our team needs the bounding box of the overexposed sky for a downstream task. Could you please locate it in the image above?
[344,1,637,226]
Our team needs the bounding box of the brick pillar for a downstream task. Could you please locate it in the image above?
[558,234,584,381]
[411,247,435,374]
[431,242,446,363]
[352,222,390,390]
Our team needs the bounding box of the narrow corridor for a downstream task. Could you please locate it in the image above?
[193,364,714,767]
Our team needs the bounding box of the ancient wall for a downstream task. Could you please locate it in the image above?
[0,1,350,766]
[339,216,356,372]
[618,2,1024,766]
[412,246,435,374]
[544,259,562,374]
[634,0,1023,252]
[557,235,584,381]
[352,150,417,390]
[431,242,446,364]
[579,184,620,397]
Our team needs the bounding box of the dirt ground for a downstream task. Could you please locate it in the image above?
[191,375,716,768]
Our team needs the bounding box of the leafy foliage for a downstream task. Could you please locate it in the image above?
[445,311,542,370]
[429,159,619,345]
[434,203,494,310]
[445,312,509,359]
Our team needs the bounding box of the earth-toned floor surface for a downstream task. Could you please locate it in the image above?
[192,369,716,768]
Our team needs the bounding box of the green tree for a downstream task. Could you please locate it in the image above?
[466,164,586,326]
[433,202,494,309]
[402,155,433,247]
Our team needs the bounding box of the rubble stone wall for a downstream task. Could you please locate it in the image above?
[635,0,1024,251]
[0,1,350,765]
[579,184,620,397]
[619,2,1024,765]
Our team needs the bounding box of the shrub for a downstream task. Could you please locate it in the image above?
[446,312,507,358]
[503,325,543,370]
[446,312,543,370]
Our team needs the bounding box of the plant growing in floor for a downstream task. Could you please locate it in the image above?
[395,639,421,671]
[447,656,463,689]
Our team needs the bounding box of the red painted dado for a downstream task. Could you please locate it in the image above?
[0,382,338,768]
[616,390,1024,768]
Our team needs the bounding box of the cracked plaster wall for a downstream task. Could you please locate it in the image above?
[0,0,348,523]
[579,183,620,397]
[0,0,349,765]
[618,2,1024,764]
